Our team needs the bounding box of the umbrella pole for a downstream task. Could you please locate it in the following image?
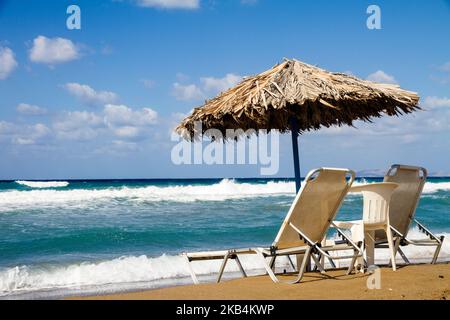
[290,117,310,271]
[290,117,301,193]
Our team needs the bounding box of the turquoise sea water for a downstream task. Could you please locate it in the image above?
[0,177,449,298]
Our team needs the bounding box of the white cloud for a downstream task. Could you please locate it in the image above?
[113,126,141,138]
[366,70,398,84]
[16,103,47,116]
[172,83,205,101]
[201,73,242,93]
[0,47,18,80]
[53,111,104,141]
[314,95,450,142]
[136,0,199,9]
[104,104,158,140]
[103,104,158,127]
[0,121,51,145]
[423,96,450,108]
[63,83,119,106]
[0,121,16,135]
[29,36,80,64]
[12,123,51,145]
[52,105,158,142]
[172,73,242,101]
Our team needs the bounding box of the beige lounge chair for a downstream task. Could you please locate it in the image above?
[335,164,444,267]
[184,168,364,284]
[379,164,444,264]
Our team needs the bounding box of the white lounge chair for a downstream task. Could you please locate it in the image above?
[184,168,364,284]
[381,164,444,264]
[335,164,444,268]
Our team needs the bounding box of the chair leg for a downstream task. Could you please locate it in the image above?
[385,226,397,271]
[311,253,326,273]
[432,238,444,264]
[234,256,247,278]
[255,249,280,283]
[397,247,410,264]
[217,253,230,283]
[184,254,199,285]
[255,248,312,284]
[346,249,359,275]
[269,256,276,272]
[287,255,296,271]
[289,248,312,284]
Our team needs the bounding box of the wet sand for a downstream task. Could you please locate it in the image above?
[71,263,450,300]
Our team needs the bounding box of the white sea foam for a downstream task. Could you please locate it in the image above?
[1,228,448,298]
[0,253,277,297]
[0,179,293,210]
[15,181,69,188]
[0,179,448,211]
[422,182,450,194]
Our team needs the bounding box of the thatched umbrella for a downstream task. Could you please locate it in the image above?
[176,58,420,192]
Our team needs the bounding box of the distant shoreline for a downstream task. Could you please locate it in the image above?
[2,176,450,182]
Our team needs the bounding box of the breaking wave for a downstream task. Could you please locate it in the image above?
[0,179,448,211]
[0,228,448,298]
[15,181,69,188]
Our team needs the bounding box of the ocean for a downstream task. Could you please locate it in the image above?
[0,177,449,299]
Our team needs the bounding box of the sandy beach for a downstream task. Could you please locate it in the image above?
[71,263,449,300]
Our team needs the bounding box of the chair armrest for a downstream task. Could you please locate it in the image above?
[333,220,363,229]
[349,182,398,193]
[330,222,364,252]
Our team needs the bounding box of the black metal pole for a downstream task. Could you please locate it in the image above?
[290,117,309,270]
[290,117,301,193]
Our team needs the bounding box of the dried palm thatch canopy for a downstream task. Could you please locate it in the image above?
[176,58,420,139]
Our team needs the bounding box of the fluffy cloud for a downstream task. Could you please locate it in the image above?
[29,36,80,64]
[201,73,242,93]
[315,95,450,142]
[0,121,16,135]
[172,83,205,101]
[0,47,18,80]
[103,104,157,127]
[423,96,450,108]
[16,103,47,116]
[52,105,158,141]
[172,73,242,101]
[63,83,119,106]
[53,111,104,141]
[366,70,397,84]
[136,0,200,9]
[12,123,51,145]
[104,104,158,139]
[0,121,51,145]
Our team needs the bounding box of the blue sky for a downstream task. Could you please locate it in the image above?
[0,0,449,179]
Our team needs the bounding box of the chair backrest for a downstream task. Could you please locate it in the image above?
[357,183,398,226]
[273,168,355,250]
[380,164,427,239]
